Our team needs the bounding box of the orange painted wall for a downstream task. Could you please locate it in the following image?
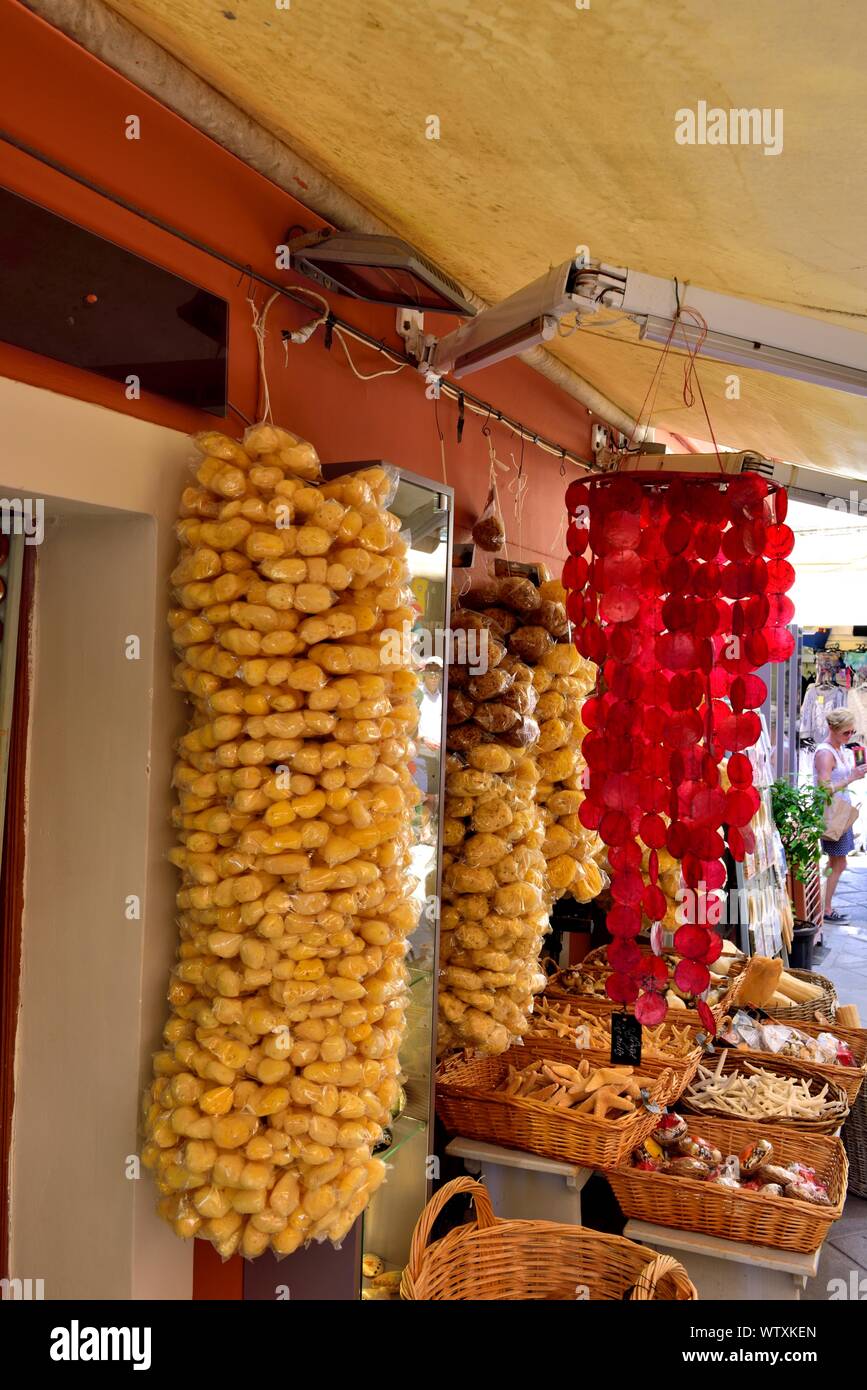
[0,0,595,1296]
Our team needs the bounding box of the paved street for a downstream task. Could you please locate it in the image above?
[803,853,867,1301]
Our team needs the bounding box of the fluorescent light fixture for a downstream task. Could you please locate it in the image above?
[588,267,867,398]
[640,316,867,396]
[289,231,476,316]
[449,315,558,378]
[430,260,578,378]
[418,249,867,401]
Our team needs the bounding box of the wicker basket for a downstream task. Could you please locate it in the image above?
[607,1116,848,1254]
[843,1084,867,1198]
[727,962,838,1023]
[714,1019,867,1106]
[530,993,706,1050]
[837,1019,867,1198]
[518,1033,701,1108]
[435,1049,677,1168]
[679,1051,850,1134]
[545,968,741,1028]
[400,1176,698,1300]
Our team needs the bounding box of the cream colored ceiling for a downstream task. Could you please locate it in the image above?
[105,0,867,476]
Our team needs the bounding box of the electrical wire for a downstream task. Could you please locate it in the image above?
[283,284,331,345]
[318,317,599,472]
[573,313,636,335]
[248,289,280,422]
[433,395,448,485]
[332,326,408,381]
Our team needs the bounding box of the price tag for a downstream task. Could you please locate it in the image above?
[640,1089,661,1116]
[610,1011,642,1066]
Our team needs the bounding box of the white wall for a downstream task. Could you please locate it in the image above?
[2,377,192,1299]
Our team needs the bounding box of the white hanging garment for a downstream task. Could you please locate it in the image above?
[800,682,846,742]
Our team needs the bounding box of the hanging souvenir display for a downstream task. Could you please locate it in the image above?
[471,483,506,552]
[562,471,794,1024]
[142,426,422,1258]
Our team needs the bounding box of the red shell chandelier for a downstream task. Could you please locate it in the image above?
[563,471,794,1027]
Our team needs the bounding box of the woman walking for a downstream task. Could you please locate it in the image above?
[814,707,866,923]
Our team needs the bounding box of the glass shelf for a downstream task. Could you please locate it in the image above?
[359,467,452,1291]
[376,1113,427,1162]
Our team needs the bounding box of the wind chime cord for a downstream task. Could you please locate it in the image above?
[671,307,724,471]
[625,282,724,474]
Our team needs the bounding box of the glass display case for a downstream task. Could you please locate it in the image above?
[321,462,453,1294]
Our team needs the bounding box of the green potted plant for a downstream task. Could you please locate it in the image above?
[770,780,832,948]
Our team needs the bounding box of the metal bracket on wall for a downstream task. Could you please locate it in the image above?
[396,308,426,363]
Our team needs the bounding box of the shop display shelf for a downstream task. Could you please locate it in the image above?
[377,1114,427,1162]
[408,965,434,989]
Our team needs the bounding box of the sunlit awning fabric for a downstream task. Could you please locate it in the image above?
[105,0,867,478]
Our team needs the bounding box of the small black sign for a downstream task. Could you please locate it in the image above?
[493,558,545,584]
[610,1011,642,1065]
[452,541,476,568]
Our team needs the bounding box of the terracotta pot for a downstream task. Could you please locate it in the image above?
[787,863,823,927]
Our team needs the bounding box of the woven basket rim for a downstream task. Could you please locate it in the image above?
[714,1046,865,1106]
[687,1047,852,1088]
[529,998,706,1052]
[719,1013,867,1061]
[436,1054,678,1132]
[607,1162,845,1220]
[680,1050,850,1129]
[412,1215,695,1268]
[545,963,742,1016]
[609,1115,848,1214]
[727,961,838,993]
[713,1038,867,1085]
[518,1034,704,1070]
[401,1177,698,1300]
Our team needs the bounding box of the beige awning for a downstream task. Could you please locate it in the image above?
[104,0,867,477]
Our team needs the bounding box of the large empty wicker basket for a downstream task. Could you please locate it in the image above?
[400,1177,697,1301]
